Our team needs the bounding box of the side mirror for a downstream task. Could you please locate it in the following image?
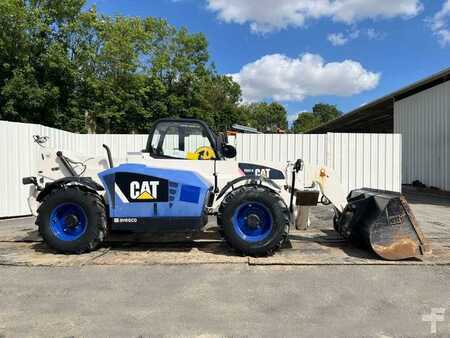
[222,144,237,159]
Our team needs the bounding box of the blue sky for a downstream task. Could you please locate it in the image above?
[87,0,450,123]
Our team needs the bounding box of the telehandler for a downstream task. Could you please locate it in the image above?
[23,118,430,260]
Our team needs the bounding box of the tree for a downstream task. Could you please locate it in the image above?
[0,0,87,129]
[191,74,243,132]
[291,103,343,133]
[292,113,320,133]
[0,0,246,133]
[241,102,288,133]
[312,103,342,124]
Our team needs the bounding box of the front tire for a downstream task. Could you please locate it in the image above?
[36,187,107,254]
[219,185,290,256]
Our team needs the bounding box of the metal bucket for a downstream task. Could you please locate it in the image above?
[334,189,431,260]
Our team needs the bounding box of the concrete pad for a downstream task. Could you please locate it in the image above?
[2,264,450,338]
[0,216,40,242]
[403,187,450,240]
[250,241,450,266]
[0,242,110,267]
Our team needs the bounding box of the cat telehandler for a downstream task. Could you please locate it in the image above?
[22,118,430,260]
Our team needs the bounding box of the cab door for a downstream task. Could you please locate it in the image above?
[148,119,220,161]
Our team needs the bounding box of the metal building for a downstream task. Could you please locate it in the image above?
[308,68,450,192]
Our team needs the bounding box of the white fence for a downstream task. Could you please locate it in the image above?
[0,121,402,218]
[237,133,402,194]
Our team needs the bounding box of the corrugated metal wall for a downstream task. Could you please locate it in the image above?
[0,121,402,218]
[236,133,402,193]
[0,122,151,218]
[0,121,40,218]
[394,80,450,191]
[236,133,328,165]
[327,133,402,193]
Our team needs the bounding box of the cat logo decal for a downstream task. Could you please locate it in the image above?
[129,181,160,200]
[114,173,169,203]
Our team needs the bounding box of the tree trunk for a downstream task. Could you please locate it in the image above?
[84,111,96,134]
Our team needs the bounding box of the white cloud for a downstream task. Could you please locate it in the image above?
[428,0,450,46]
[327,28,385,46]
[230,53,380,102]
[206,0,423,33]
[366,28,385,40]
[328,33,349,46]
[328,30,359,46]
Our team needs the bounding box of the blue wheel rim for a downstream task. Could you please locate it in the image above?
[232,202,273,243]
[49,203,88,241]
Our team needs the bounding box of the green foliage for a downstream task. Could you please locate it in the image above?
[292,103,342,133]
[240,102,288,133]
[0,0,245,133]
[0,0,86,129]
[312,103,342,124]
[292,113,320,133]
[0,1,342,136]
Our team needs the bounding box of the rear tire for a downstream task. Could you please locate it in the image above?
[218,185,289,256]
[36,187,107,254]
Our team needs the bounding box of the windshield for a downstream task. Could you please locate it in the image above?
[149,121,216,160]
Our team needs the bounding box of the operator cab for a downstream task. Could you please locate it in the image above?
[146,119,236,160]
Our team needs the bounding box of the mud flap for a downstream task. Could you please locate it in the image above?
[334,189,431,260]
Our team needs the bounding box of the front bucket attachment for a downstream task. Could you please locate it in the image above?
[334,189,431,260]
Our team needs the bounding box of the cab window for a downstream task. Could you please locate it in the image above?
[150,121,216,160]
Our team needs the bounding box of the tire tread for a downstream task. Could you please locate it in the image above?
[218,185,289,257]
[36,187,107,254]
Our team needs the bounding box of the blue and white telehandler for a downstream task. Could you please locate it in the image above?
[23,119,430,260]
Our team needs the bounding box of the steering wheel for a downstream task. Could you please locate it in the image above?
[194,146,216,160]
